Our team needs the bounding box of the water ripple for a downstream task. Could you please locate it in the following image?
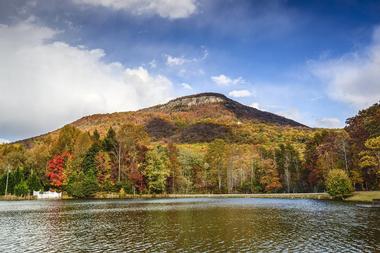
[0,198,379,252]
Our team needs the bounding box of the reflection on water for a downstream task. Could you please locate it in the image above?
[0,198,379,252]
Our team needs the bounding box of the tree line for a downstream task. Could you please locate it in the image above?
[0,103,379,197]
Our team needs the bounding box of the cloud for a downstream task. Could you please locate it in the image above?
[72,0,198,19]
[165,48,208,67]
[211,74,244,86]
[148,59,157,68]
[181,83,193,90]
[315,118,343,128]
[228,90,252,98]
[250,102,260,109]
[166,55,188,66]
[0,138,10,144]
[0,21,173,140]
[310,26,380,109]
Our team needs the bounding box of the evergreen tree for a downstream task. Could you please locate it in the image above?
[103,127,117,152]
[82,143,101,174]
[27,170,43,193]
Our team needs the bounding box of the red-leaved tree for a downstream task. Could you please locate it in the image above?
[46,152,70,190]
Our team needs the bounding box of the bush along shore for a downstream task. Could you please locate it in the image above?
[2,191,380,203]
[76,191,380,202]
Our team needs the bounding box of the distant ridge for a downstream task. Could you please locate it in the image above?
[17,92,308,145]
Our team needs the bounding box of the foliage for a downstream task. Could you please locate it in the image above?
[82,143,101,174]
[0,101,379,197]
[205,139,228,192]
[144,145,170,193]
[179,149,205,193]
[260,159,282,192]
[27,171,43,192]
[95,151,113,191]
[14,181,29,196]
[66,170,99,198]
[326,169,354,198]
[345,102,380,189]
[166,142,181,193]
[52,125,81,154]
[46,152,70,190]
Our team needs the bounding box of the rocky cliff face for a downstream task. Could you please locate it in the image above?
[144,93,307,128]
[145,93,228,112]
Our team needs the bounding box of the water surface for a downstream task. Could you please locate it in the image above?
[0,198,379,252]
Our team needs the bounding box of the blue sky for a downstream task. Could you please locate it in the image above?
[1,0,380,142]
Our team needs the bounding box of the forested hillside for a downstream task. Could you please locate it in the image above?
[0,93,378,197]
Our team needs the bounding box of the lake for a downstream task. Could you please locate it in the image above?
[0,198,379,252]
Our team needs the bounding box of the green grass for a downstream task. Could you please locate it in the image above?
[345,191,380,202]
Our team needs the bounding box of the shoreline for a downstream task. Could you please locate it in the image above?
[1,191,379,202]
[91,192,332,200]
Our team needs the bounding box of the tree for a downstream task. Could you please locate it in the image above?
[178,149,205,193]
[326,169,353,198]
[27,170,43,193]
[26,141,50,176]
[92,129,100,143]
[144,145,170,194]
[205,139,228,193]
[359,136,380,189]
[82,170,99,197]
[345,102,380,190]
[46,152,70,190]
[52,125,81,154]
[66,170,99,198]
[103,127,117,152]
[82,143,101,174]
[14,181,29,196]
[115,124,149,183]
[166,142,181,193]
[275,144,303,193]
[95,151,113,191]
[260,159,282,193]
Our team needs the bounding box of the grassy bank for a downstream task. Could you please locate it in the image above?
[91,192,333,200]
[2,191,379,202]
[0,195,36,201]
[344,191,380,203]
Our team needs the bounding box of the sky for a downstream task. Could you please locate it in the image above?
[1,0,380,142]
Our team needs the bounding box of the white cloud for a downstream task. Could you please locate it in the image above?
[165,49,208,67]
[0,138,10,144]
[228,89,252,98]
[211,74,244,86]
[310,26,380,109]
[181,83,193,90]
[250,102,260,109]
[166,55,188,66]
[0,21,173,140]
[72,0,198,19]
[314,118,343,128]
[149,59,157,68]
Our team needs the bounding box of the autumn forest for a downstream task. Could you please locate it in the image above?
[0,94,379,198]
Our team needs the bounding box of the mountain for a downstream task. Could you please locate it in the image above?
[143,93,306,127]
[21,92,309,145]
